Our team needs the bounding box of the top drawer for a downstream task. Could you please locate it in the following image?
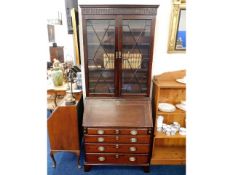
[87,128,150,135]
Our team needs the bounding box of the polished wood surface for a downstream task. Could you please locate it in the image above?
[151,70,186,165]
[83,97,153,172]
[85,143,150,153]
[84,135,150,144]
[153,70,186,81]
[86,153,149,164]
[47,94,83,168]
[83,98,153,128]
[87,128,149,135]
[48,105,79,150]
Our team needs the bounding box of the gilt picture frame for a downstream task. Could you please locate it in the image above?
[167,0,186,53]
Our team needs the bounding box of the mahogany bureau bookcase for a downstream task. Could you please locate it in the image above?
[79,4,159,172]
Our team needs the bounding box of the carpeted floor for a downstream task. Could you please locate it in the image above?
[47,110,186,175]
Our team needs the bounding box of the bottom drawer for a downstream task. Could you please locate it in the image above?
[86,153,149,164]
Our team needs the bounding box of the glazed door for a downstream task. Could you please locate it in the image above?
[119,18,153,96]
[84,17,117,96]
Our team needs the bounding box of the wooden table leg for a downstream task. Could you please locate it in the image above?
[50,151,56,168]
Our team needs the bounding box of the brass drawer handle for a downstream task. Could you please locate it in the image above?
[129,146,136,152]
[115,144,119,149]
[116,136,119,141]
[115,154,119,159]
[115,129,120,134]
[129,157,136,162]
[97,130,104,135]
[130,138,137,143]
[98,156,105,162]
[97,137,104,142]
[130,130,138,135]
[98,146,105,152]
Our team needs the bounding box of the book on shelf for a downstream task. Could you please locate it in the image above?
[122,52,142,69]
[103,53,114,69]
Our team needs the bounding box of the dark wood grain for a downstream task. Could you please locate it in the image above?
[86,153,149,164]
[83,98,153,127]
[84,135,150,144]
[85,143,150,153]
[87,128,149,135]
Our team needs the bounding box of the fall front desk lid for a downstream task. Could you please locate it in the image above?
[83,98,153,128]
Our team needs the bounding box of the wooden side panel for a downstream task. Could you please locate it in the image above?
[48,105,79,150]
[154,138,186,146]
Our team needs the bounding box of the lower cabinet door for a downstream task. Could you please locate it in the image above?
[86,153,149,164]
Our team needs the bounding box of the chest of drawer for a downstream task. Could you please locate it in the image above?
[84,135,150,144]
[85,143,150,153]
[86,153,149,164]
[86,128,150,135]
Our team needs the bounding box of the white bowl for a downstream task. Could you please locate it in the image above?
[158,103,176,112]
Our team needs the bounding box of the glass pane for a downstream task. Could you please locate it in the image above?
[87,20,115,94]
[121,19,151,94]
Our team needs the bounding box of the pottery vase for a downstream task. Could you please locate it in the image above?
[51,68,63,86]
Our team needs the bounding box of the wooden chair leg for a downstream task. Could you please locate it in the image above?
[50,151,56,168]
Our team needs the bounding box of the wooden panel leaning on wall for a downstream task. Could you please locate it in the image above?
[151,70,186,165]
[47,94,84,168]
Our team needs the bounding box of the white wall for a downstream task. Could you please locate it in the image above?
[45,0,75,63]
[45,0,186,72]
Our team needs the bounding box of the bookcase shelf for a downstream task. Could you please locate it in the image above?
[151,70,186,165]
[155,131,186,139]
[151,146,186,165]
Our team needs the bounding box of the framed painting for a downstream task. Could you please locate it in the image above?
[167,0,186,53]
[47,24,55,43]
